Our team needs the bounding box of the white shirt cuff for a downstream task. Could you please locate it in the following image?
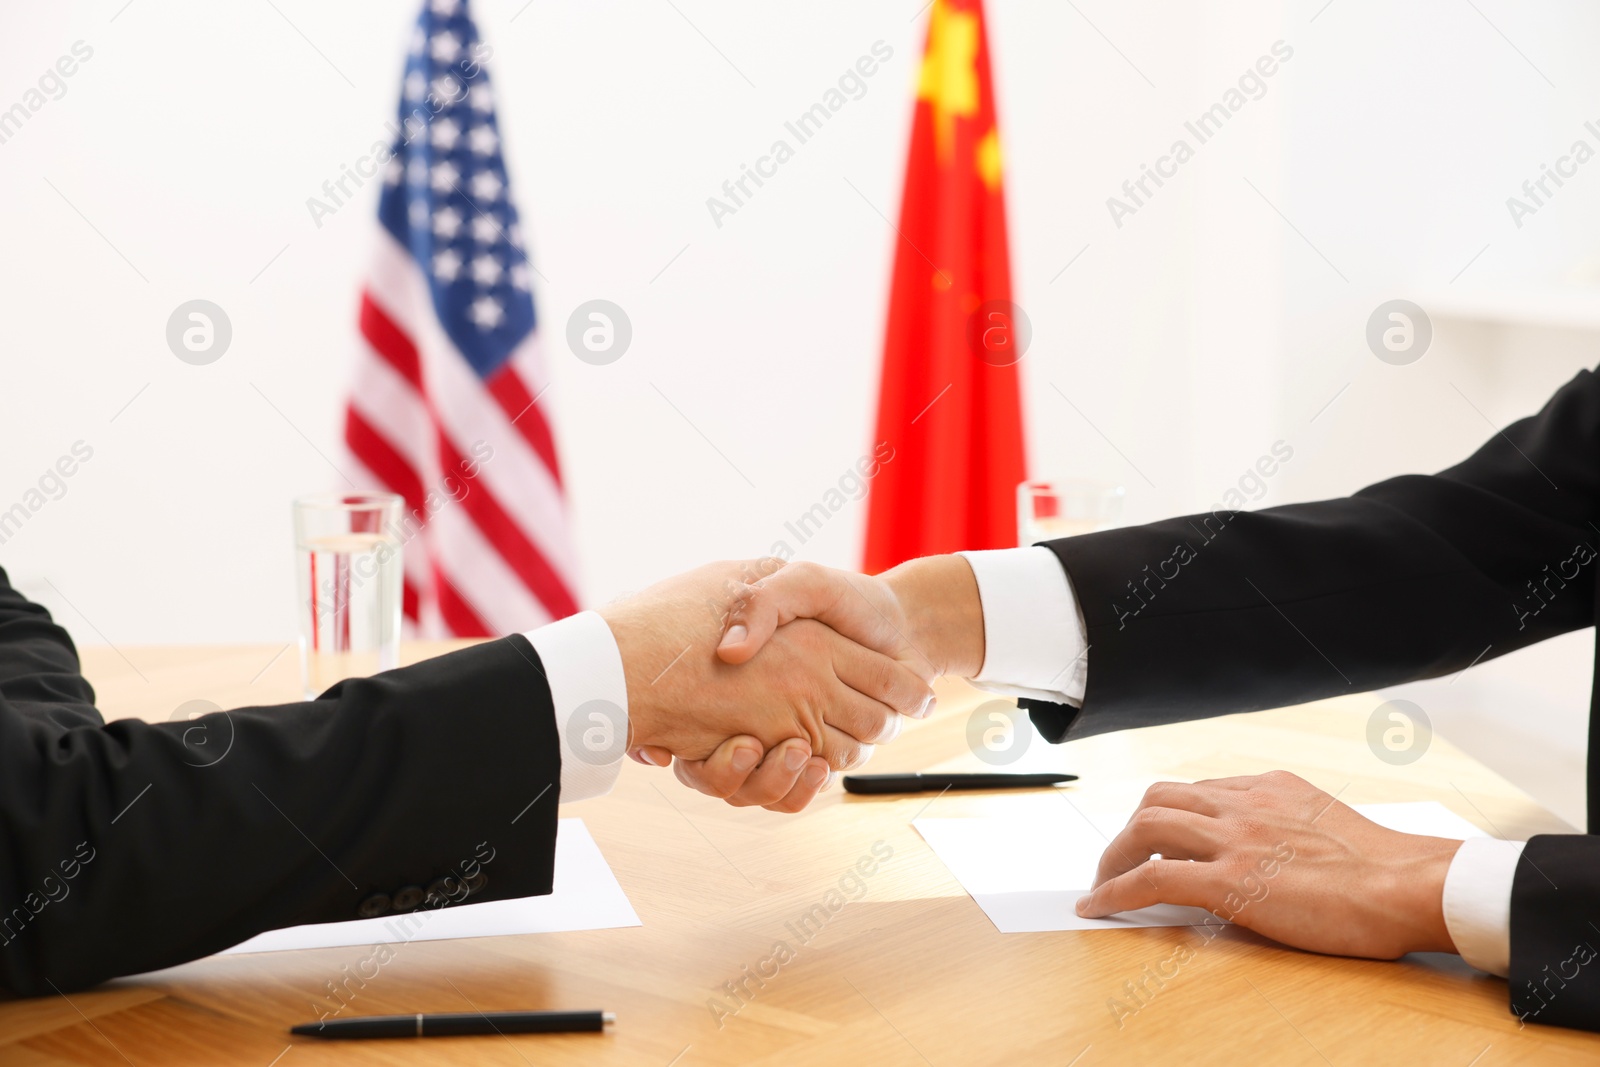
[956,547,1087,705]
[1441,836,1524,977]
[522,611,629,804]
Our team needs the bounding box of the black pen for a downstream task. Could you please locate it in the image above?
[842,772,1077,795]
[291,1010,615,1039]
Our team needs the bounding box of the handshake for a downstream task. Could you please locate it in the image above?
[597,555,986,812]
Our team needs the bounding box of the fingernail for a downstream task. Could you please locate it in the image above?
[638,749,667,767]
[731,746,760,773]
[803,763,828,789]
[915,695,937,719]
[1075,895,1094,917]
[720,624,748,649]
[783,746,808,772]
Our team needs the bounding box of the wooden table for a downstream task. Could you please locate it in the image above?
[3,641,1596,1065]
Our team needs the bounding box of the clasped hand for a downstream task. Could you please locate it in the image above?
[601,556,984,811]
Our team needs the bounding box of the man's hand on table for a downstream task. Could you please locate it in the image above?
[598,560,938,810]
[632,555,986,811]
[1077,770,1463,959]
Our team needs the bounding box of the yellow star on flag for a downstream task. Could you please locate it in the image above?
[917,0,979,162]
[976,127,1002,190]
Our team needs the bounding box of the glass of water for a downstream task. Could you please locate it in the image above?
[1018,480,1125,546]
[293,492,404,699]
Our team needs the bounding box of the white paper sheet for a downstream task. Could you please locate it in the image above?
[915,800,1490,934]
[1351,801,1491,841]
[222,819,640,955]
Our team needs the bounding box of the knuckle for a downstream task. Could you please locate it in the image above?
[790,671,826,709]
[1230,816,1267,843]
[787,560,822,583]
[1140,782,1177,809]
[866,658,897,702]
[1142,782,1175,807]
[829,743,871,771]
[803,715,828,754]
[1129,807,1166,835]
[1241,785,1276,810]
[1220,853,1254,883]
[752,555,787,579]
[1143,857,1175,883]
[890,669,930,715]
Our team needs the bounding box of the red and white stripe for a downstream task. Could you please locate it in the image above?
[342,230,580,637]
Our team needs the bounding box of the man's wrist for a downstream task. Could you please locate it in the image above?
[1398,836,1464,955]
[881,554,985,678]
[594,604,665,752]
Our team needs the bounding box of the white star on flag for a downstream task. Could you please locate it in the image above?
[510,263,531,291]
[431,75,464,105]
[430,0,460,13]
[468,84,493,112]
[470,254,503,285]
[429,32,462,62]
[468,295,503,328]
[383,156,404,185]
[470,171,504,201]
[432,205,463,238]
[467,124,499,156]
[430,161,461,192]
[430,118,461,149]
[432,248,463,281]
[404,71,427,101]
[469,215,500,243]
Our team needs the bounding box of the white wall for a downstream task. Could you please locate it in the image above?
[3,1,1596,820]
[1271,0,1600,826]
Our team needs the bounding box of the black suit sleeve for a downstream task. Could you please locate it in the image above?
[1017,367,1600,1031]
[0,572,102,730]
[1508,836,1600,1028]
[0,567,562,996]
[1024,366,1600,740]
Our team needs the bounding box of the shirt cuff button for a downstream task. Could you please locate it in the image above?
[356,893,392,919]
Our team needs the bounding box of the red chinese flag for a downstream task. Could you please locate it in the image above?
[863,0,1026,574]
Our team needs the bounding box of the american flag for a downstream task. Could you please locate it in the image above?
[343,0,579,637]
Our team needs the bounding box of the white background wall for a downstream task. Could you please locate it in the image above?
[3,1,1597,823]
